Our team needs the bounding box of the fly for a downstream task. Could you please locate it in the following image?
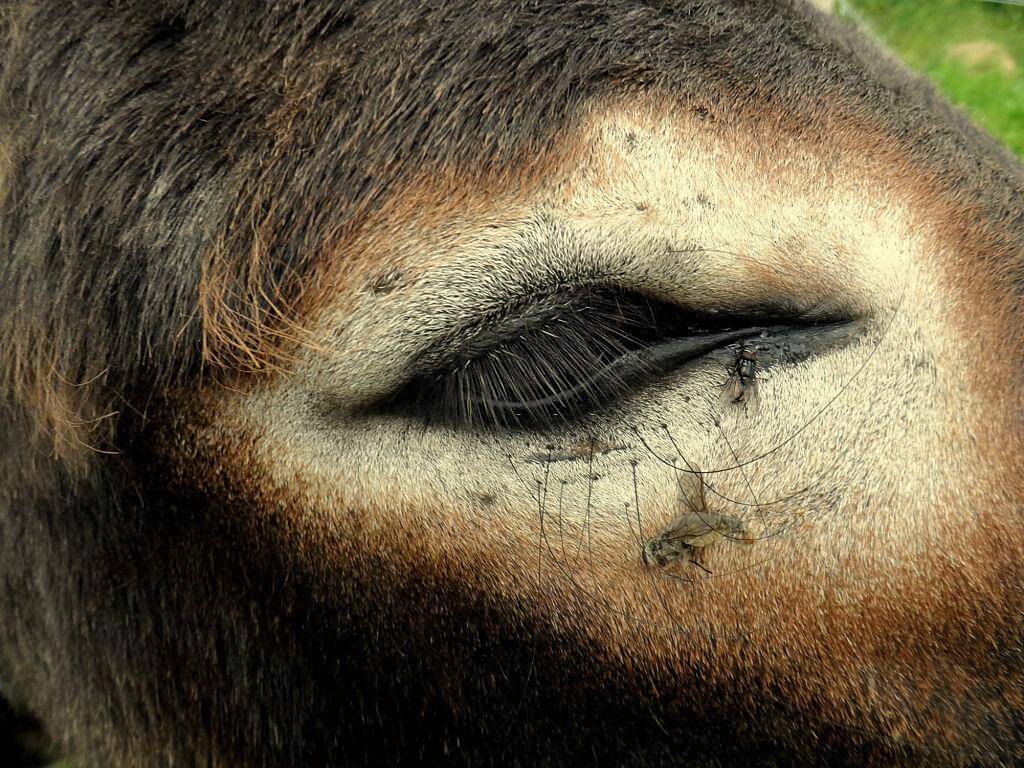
[642,463,750,575]
[721,344,758,408]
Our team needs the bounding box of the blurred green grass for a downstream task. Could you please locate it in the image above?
[31,2,1024,768]
[840,0,1024,157]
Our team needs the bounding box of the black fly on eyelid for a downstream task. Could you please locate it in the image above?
[721,344,759,410]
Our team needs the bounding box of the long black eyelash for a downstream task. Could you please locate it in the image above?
[444,299,645,428]
[387,288,767,431]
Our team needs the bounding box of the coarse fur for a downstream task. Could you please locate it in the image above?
[1,1,1023,766]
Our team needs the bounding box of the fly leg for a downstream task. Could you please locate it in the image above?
[689,546,713,575]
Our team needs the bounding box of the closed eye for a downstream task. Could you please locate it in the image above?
[376,286,832,431]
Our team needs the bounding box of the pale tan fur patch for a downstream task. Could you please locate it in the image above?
[177,96,1022,753]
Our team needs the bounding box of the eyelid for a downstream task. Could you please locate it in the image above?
[415,284,800,375]
[408,284,620,372]
[373,286,828,430]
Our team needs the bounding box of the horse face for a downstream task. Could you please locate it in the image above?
[2,1,1022,765]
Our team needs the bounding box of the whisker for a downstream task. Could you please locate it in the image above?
[713,418,769,534]
[659,424,809,509]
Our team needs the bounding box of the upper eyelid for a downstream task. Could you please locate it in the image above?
[415,285,826,376]
[353,254,860,429]
[360,231,833,391]
[409,282,627,371]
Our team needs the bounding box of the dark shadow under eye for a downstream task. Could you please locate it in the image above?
[378,287,776,431]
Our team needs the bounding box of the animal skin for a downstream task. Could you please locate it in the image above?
[1,1,1023,766]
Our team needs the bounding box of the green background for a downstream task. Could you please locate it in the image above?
[837,0,1024,157]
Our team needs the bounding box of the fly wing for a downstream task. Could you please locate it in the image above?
[676,460,706,515]
[739,375,759,411]
[659,512,714,542]
[719,372,744,407]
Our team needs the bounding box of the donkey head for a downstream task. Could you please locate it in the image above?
[2,2,1022,765]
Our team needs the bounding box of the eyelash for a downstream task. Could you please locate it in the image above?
[392,289,750,431]
[434,300,651,429]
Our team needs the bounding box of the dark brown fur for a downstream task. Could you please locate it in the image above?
[1,1,1023,766]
